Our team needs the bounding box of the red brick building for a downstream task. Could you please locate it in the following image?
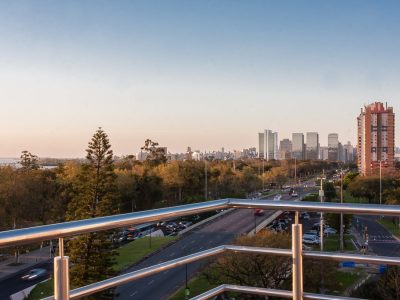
[357,102,395,176]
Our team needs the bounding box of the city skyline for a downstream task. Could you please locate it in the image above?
[1,1,400,157]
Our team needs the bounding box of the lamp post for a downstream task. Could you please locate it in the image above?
[379,160,382,207]
[318,173,326,251]
[340,169,344,251]
[262,159,265,191]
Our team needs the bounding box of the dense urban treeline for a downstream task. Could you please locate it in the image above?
[0,142,343,231]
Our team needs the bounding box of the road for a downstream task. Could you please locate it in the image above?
[116,192,299,300]
[0,260,53,299]
[354,215,400,257]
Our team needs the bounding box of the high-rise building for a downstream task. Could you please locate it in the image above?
[328,133,339,161]
[306,132,319,160]
[292,133,305,160]
[258,130,278,160]
[319,146,329,161]
[279,139,292,160]
[343,141,355,163]
[357,102,395,175]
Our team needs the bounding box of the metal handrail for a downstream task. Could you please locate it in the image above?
[190,284,365,300]
[1,199,399,300]
[43,245,400,300]
[1,199,400,248]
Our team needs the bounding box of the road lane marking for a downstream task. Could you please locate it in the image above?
[130,291,137,297]
[148,280,154,285]
[169,252,175,257]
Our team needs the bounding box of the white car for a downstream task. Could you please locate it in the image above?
[273,194,282,201]
[302,234,320,245]
[324,227,337,234]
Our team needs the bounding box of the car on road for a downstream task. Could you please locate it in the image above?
[254,209,264,216]
[291,192,299,198]
[273,194,282,201]
[21,268,47,281]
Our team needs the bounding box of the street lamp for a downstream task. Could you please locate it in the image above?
[340,169,344,251]
[317,173,326,251]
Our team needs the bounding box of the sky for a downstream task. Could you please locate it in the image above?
[0,0,399,158]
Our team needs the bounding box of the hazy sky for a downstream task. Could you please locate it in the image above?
[0,1,399,157]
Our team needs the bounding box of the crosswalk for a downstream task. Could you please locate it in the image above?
[368,235,397,243]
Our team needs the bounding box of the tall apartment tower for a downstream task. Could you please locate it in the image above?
[306,132,319,160]
[328,133,339,161]
[258,130,278,160]
[357,102,395,175]
[292,133,305,160]
[279,139,292,160]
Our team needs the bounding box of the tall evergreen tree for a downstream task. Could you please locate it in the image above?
[66,128,118,299]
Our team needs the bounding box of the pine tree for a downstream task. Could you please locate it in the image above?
[66,128,118,299]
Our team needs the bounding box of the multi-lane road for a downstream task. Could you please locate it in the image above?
[116,193,297,300]
[354,215,400,257]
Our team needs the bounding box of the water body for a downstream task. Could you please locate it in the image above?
[0,158,20,167]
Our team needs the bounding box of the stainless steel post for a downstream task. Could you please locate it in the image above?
[292,224,303,300]
[54,237,69,300]
[54,256,69,300]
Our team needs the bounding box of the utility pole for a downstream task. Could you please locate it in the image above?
[379,160,382,207]
[205,159,208,201]
[340,169,344,251]
[318,172,326,251]
[262,159,265,190]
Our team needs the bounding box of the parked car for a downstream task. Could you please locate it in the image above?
[324,227,337,235]
[300,213,310,220]
[178,221,193,229]
[302,234,320,245]
[21,268,47,281]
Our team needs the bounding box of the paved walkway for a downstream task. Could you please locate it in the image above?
[0,246,51,281]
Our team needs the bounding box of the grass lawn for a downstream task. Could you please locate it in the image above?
[114,236,176,272]
[378,218,400,239]
[28,236,176,300]
[169,273,217,300]
[27,279,53,300]
[330,270,362,295]
[343,191,369,204]
[322,234,356,252]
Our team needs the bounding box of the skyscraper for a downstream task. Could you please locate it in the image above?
[328,133,339,162]
[279,139,292,160]
[258,130,278,160]
[292,133,304,160]
[306,132,319,160]
[357,102,395,175]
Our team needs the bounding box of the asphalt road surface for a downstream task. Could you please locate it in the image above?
[354,215,400,257]
[115,193,299,300]
[0,260,53,299]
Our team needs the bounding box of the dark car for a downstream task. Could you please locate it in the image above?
[21,268,47,281]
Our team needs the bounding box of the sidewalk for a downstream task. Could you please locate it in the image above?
[0,246,52,281]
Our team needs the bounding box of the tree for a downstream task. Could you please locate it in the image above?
[66,128,118,299]
[377,266,400,300]
[323,182,337,201]
[19,150,39,170]
[263,166,289,189]
[205,231,292,293]
[141,139,167,166]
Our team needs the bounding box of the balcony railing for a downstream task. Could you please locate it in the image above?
[1,199,399,300]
